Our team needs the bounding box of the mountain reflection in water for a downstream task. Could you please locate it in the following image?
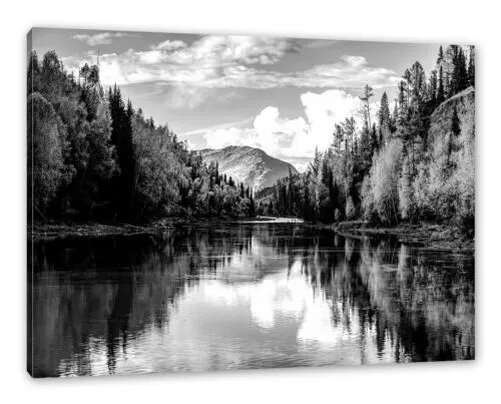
[29,223,475,377]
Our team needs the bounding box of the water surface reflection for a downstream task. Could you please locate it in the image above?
[29,223,474,377]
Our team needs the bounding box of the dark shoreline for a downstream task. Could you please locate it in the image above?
[28,218,474,252]
[326,220,474,252]
[27,216,285,241]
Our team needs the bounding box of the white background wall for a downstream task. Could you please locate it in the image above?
[1,0,498,402]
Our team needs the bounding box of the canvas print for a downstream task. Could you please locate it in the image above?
[27,28,475,378]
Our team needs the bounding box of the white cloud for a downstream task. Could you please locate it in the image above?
[204,127,249,150]
[281,56,401,89]
[72,32,133,46]
[203,106,306,157]
[153,39,187,51]
[296,90,363,153]
[202,89,377,171]
[64,34,399,91]
[186,35,299,66]
[252,106,307,155]
[138,50,163,64]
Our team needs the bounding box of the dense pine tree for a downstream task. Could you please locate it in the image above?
[108,85,136,218]
[468,46,475,87]
[378,91,391,147]
[437,66,445,104]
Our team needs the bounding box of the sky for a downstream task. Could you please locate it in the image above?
[31,28,441,172]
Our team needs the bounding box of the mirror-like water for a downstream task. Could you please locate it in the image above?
[29,223,474,377]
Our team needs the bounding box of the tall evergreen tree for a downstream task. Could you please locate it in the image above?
[391,101,398,132]
[371,123,378,153]
[397,81,408,125]
[378,91,391,146]
[437,66,445,104]
[468,46,475,87]
[428,69,438,108]
[437,46,444,65]
[379,92,391,126]
[359,85,374,130]
[450,47,468,95]
[410,61,426,107]
[108,85,136,218]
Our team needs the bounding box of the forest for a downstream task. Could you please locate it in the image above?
[28,50,256,222]
[28,45,474,237]
[257,45,475,236]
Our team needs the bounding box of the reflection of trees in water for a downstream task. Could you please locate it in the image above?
[31,226,261,377]
[296,234,474,363]
[246,227,474,363]
[31,224,474,376]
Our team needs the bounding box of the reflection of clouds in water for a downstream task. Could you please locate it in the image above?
[192,260,342,341]
[249,278,276,328]
[208,238,278,283]
[298,300,347,346]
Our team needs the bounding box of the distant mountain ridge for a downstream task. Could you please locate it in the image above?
[199,145,298,191]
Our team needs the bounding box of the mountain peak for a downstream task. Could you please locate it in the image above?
[198,145,297,191]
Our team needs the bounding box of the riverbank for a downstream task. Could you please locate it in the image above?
[323,220,475,252]
[29,218,474,252]
[29,221,170,241]
[28,216,302,241]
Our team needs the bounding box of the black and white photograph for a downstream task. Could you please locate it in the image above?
[27,27,475,378]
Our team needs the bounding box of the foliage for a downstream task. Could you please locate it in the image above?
[28,92,65,213]
[370,139,402,224]
[28,50,256,222]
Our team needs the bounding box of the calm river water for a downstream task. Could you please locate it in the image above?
[29,222,474,377]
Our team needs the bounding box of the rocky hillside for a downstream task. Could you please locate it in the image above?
[426,86,475,233]
[199,146,298,191]
[428,86,475,152]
